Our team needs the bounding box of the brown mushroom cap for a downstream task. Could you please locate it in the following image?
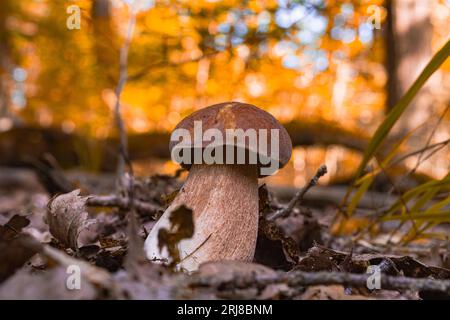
[169,102,292,176]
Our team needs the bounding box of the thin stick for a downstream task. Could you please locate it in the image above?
[192,270,450,294]
[111,5,146,271]
[114,10,136,190]
[267,165,327,221]
[86,195,160,215]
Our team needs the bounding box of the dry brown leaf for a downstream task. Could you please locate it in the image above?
[258,217,300,264]
[46,189,95,250]
[297,245,450,279]
[0,215,41,283]
[157,205,194,267]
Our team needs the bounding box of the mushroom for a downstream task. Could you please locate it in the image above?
[144,102,292,271]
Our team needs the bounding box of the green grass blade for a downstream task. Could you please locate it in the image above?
[354,40,450,179]
[382,211,450,222]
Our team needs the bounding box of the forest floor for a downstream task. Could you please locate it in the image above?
[1,164,449,300]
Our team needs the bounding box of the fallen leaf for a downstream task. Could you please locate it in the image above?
[157,205,194,268]
[0,215,41,283]
[258,217,300,264]
[296,245,450,279]
[46,189,95,250]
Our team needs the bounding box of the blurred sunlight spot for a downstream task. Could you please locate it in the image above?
[341,3,354,18]
[306,0,325,7]
[61,120,76,134]
[304,14,328,35]
[294,175,306,188]
[359,23,374,44]
[258,10,271,25]
[214,34,228,50]
[13,68,27,82]
[12,90,26,109]
[245,74,266,97]
[234,21,248,37]
[95,127,109,139]
[341,28,356,43]
[297,29,315,45]
[359,109,373,125]
[273,40,297,57]
[294,73,313,88]
[331,26,342,40]
[259,42,269,55]
[236,45,250,59]
[121,0,155,12]
[38,108,53,127]
[275,9,292,28]
[315,56,329,72]
[0,118,13,132]
[333,14,346,28]
[293,147,306,171]
[131,117,150,133]
[277,0,289,9]
[167,111,181,126]
[231,35,244,46]
[218,23,230,34]
[282,54,301,69]
[291,4,307,22]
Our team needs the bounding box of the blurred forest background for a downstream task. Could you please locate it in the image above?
[0,0,449,185]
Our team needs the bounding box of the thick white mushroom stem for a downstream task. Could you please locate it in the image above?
[144,164,259,272]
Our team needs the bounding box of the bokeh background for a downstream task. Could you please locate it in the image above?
[0,0,449,188]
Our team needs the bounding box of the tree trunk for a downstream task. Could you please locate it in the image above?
[0,0,13,118]
[386,0,447,177]
[91,0,119,86]
[387,0,434,128]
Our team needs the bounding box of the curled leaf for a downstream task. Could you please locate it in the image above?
[46,189,95,250]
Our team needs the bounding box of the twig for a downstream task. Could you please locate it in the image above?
[86,194,160,215]
[192,270,450,294]
[114,8,136,190]
[267,165,327,221]
[411,105,450,175]
[391,138,450,167]
[112,5,147,273]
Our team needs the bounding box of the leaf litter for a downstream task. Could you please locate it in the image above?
[1,171,450,300]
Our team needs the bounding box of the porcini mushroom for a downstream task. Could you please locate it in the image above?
[144,102,292,271]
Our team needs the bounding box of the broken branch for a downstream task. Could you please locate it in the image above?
[267,165,328,221]
[192,270,450,294]
[87,195,160,215]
